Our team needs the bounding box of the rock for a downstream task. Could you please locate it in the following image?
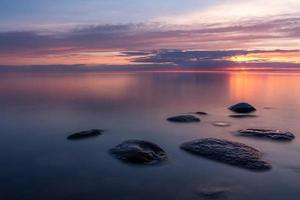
[213,122,230,127]
[167,115,200,123]
[110,140,167,165]
[196,186,229,199]
[238,129,295,141]
[67,129,104,140]
[180,138,271,171]
[195,112,208,115]
[229,114,257,118]
[263,107,274,110]
[229,102,256,113]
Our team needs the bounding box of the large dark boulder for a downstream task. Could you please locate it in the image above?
[67,129,104,140]
[180,138,271,171]
[238,129,295,141]
[229,102,256,113]
[110,140,167,165]
[167,115,200,123]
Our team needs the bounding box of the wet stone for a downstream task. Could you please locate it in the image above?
[229,102,256,113]
[196,186,229,199]
[229,114,257,118]
[180,138,271,171]
[195,112,208,115]
[213,122,231,127]
[110,140,167,165]
[167,115,200,123]
[238,129,295,141]
[67,129,104,140]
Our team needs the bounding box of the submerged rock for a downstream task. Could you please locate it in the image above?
[67,129,104,140]
[110,140,167,165]
[196,186,229,199]
[229,102,256,113]
[213,122,231,127]
[229,114,257,118]
[238,129,295,141]
[180,138,271,171]
[263,107,275,110]
[167,115,200,123]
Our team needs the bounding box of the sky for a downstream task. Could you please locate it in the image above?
[0,0,300,69]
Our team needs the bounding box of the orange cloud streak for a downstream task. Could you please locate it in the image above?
[0,51,143,66]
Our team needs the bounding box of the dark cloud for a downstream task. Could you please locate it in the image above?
[126,49,300,67]
[1,49,299,72]
[129,49,246,64]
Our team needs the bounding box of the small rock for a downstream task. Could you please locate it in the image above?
[213,122,230,127]
[167,115,200,123]
[110,140,167,165]
[229,114,257,118]
[263,107,274,110]
[238,129,295,141]
[196,186,229,199]
[195,112,208,115]
[180,138,271,171]
[229,102,256,113]
[67,129,104,140]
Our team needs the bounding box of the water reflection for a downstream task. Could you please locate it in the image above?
[229,71,300,108]
[1,71,300,200]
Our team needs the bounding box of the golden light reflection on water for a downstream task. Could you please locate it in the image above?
[229,71,300,106]
[2,71,300,112]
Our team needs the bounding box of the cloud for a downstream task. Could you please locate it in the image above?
[0,16,300,65]
[158,0,300,24]
[125,49,300,67]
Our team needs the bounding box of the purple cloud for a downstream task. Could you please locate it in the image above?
[0,15,299,67]
[0,17,299,54]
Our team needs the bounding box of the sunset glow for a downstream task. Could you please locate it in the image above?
[229,51,300,64]
[2,1,300,199]
[0,0,299,69]
[0,51,145,66]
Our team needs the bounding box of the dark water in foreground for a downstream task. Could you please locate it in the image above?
[1,71,300,200]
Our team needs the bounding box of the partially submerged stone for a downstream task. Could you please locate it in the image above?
[180,138,271,171]
[67,129,104,140]
[238,129,295,141]
[229,114,257,118]
[229,102,256,113]
[167,115,200,123]
[263,107,275,110]
[196,186,229,199]
[195,112,208,115]
[213,122,231,127]
[110,140,167,165]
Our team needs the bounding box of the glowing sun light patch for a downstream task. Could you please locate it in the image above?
[228,51,300,64]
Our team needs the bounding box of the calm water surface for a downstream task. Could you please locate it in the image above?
[1,71,300,200]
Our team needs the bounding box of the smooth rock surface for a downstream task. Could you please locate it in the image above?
[180,138,271,171]
[167,115,200,123]
[238,129,295,141]
[229,102,256,113]
[110,140,167,165]
[67,129,104,140]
